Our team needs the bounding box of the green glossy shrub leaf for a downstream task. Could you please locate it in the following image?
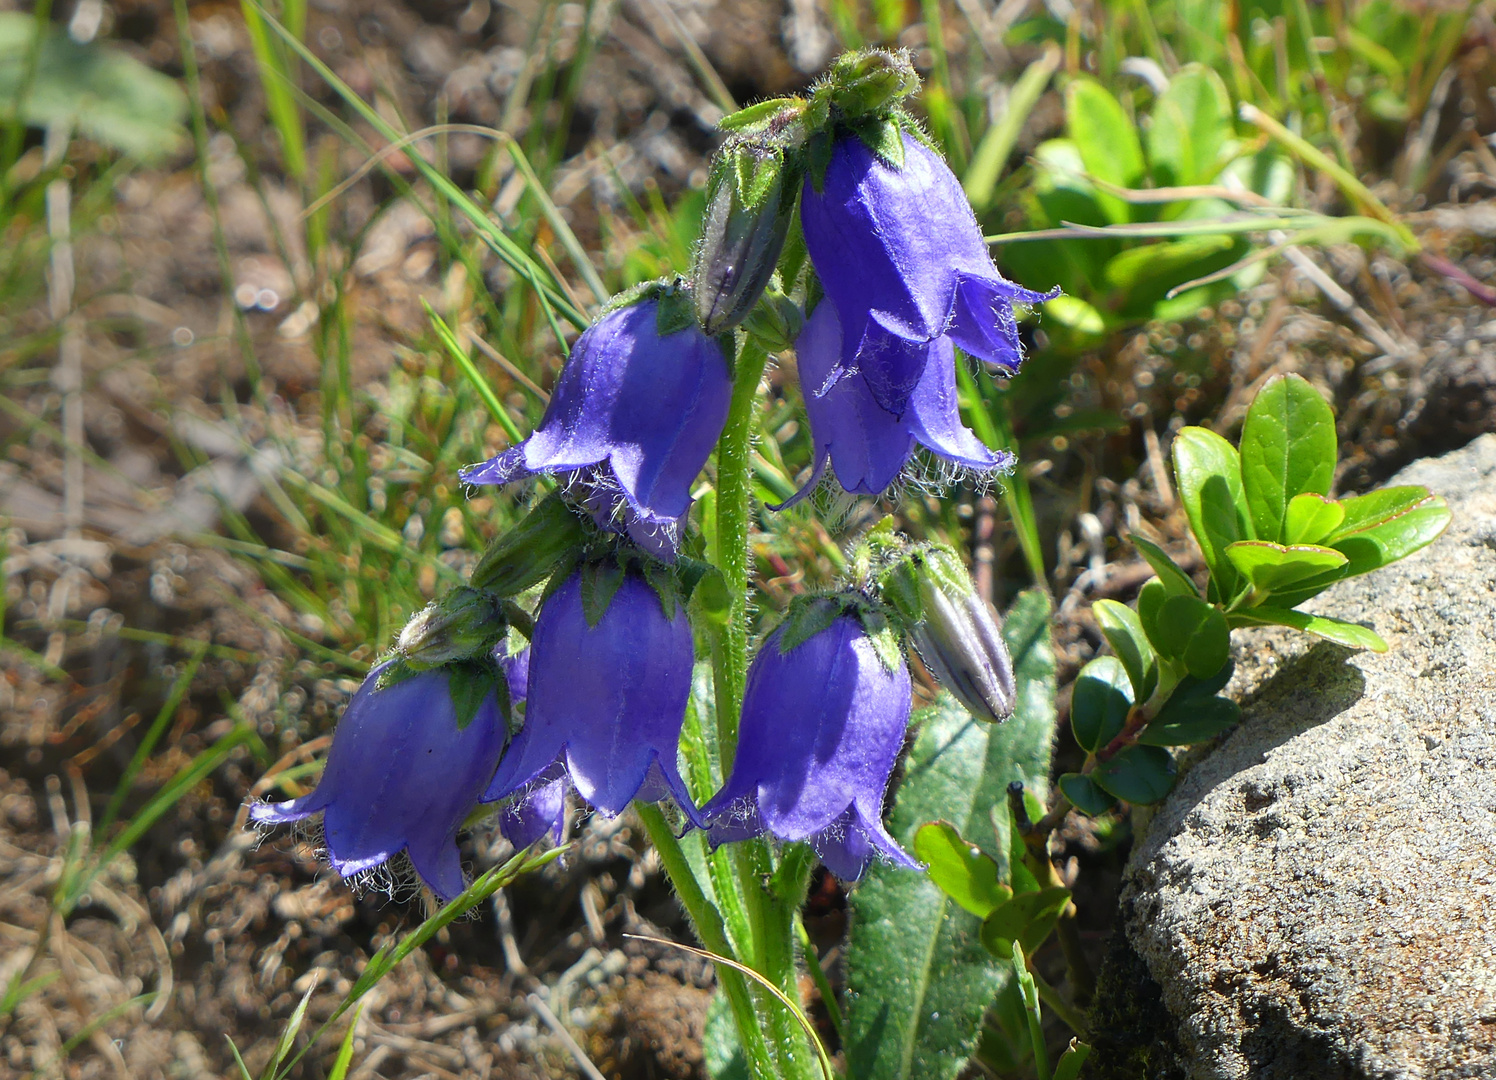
[1138,695,1241,745]
[1225,541,1348,595]
[1149,593,1230,678]
[1284,493,1345,545]
[914,823,1013,919]
[1147,64,1232,187]
[1058,772,1117,816]
[1239,374,1337,543]
[845,590,1056,1080]
[1227,607,1388,653]
[1065,79,1145,223]
[1092,599,1158,703]
[1137,578,1167,648]
[1172,427,1253,602]
[1330,496,1451,576]
[1129,534,1197,597]
[1070,656,1133,754]
[1092,744,1178,804]
[1327,486,1437,539]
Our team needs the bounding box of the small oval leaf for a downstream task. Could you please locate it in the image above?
[1070,656,1133,754]
[913,822,1012,919]
[1092,744,1178,804]
[1058,772,1117,816]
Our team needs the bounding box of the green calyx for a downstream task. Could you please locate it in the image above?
[775,590,904,674]
[397,586,509,668]
[469,492,590,598]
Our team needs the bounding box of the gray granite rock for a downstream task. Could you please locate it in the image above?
[1110,434,1496,1079]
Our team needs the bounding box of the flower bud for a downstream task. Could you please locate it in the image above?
[888,546,1015,724]
[397,586,507,666]
[822,48,920,120]
[468,493,587,596]
[692,143,796,335]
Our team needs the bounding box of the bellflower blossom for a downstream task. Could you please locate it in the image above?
[460,297,732,559]
[482,572,703,825]
[783,299,1013,504]
[701,608,918,880]
[248,662,506,902]
[800,131,1056,416]
[494,647,569,851]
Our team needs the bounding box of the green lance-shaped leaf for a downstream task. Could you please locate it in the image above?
[1172,426,1254,602]
[914,823,1012,919]
[1092,744,1178,804]
[1070,656,1133,755]
[844,589,1055,1080]
[1239,373,1337,544]
[1092,599,1158,703]
[1328,494,1451,576]
[1148,593,1231,678]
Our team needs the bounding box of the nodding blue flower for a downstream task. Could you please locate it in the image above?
[701,608,918,881]
[780,299,1013,505]
[459,297,732,559]
[493,647,569,850]
[247,662,506,902]
[800,131,1056,416]
[482,572,703,825]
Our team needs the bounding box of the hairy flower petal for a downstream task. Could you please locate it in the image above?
[248,663,505,902]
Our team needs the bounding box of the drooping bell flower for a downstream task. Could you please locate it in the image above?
[800,131,1057,415]
[482,570,703,825]
[780,299,1013,505]
[460,292,732,559]
[248,661,506,902]
[701,599,918,880]
[490,646,569,850]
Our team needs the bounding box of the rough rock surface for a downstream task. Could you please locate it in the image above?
[1108,434,1496,1079]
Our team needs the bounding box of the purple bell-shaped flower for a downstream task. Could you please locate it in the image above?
[460,297,731,559]
[782,299,1013,504]
[248,662,506,902]
[702,605,918,880]
[482,571,703,824]
[493,647,569,850]
[800,131,1056,416]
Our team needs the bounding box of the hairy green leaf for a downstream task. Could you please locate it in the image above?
[845,590,1055,1080]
